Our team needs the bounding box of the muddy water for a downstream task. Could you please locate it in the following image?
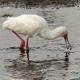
[0,6,80,80]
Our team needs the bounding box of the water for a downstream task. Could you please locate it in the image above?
[0,4,80,80]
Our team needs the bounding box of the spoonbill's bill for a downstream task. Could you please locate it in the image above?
[2,14,71,62]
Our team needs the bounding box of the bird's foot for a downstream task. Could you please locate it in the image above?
[19,48,25,57]
[19,41,25,56]
[20,41,25,49]
[26,48,29,53]
[26,48,30,64]
[66,44,72,50]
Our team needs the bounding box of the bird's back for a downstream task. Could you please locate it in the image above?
[2,14,48,37]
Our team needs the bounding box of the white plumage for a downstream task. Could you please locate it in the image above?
[2,14,71,62]
[3,14,67,39]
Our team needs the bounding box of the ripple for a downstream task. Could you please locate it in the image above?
[70,77,80,80]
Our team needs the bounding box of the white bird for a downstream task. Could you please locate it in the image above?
[2,14,71,62]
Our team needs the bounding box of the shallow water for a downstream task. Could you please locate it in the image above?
[0,5,80,80]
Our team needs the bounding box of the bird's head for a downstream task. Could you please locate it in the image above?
[52,26,72,50]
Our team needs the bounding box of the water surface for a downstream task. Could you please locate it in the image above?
[0,5,80,80]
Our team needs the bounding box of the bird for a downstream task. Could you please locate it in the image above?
[2,14,72,63]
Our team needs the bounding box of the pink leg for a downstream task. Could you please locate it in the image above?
[12,31,25,49]
[26,38,30,64]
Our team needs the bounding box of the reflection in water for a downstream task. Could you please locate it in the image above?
[19,48,30,65]
[2,43,71,80]
[64,59,69,70]
[4,49,70,80]
[19,48,25,57]
[5,58,50,80]
[64,50,70,62]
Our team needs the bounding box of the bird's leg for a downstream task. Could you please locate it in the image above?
[12,31,25,50]
[26,38,30,64]
[64,33,72,50]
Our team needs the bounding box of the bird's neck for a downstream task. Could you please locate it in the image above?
[38,28,62,40]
